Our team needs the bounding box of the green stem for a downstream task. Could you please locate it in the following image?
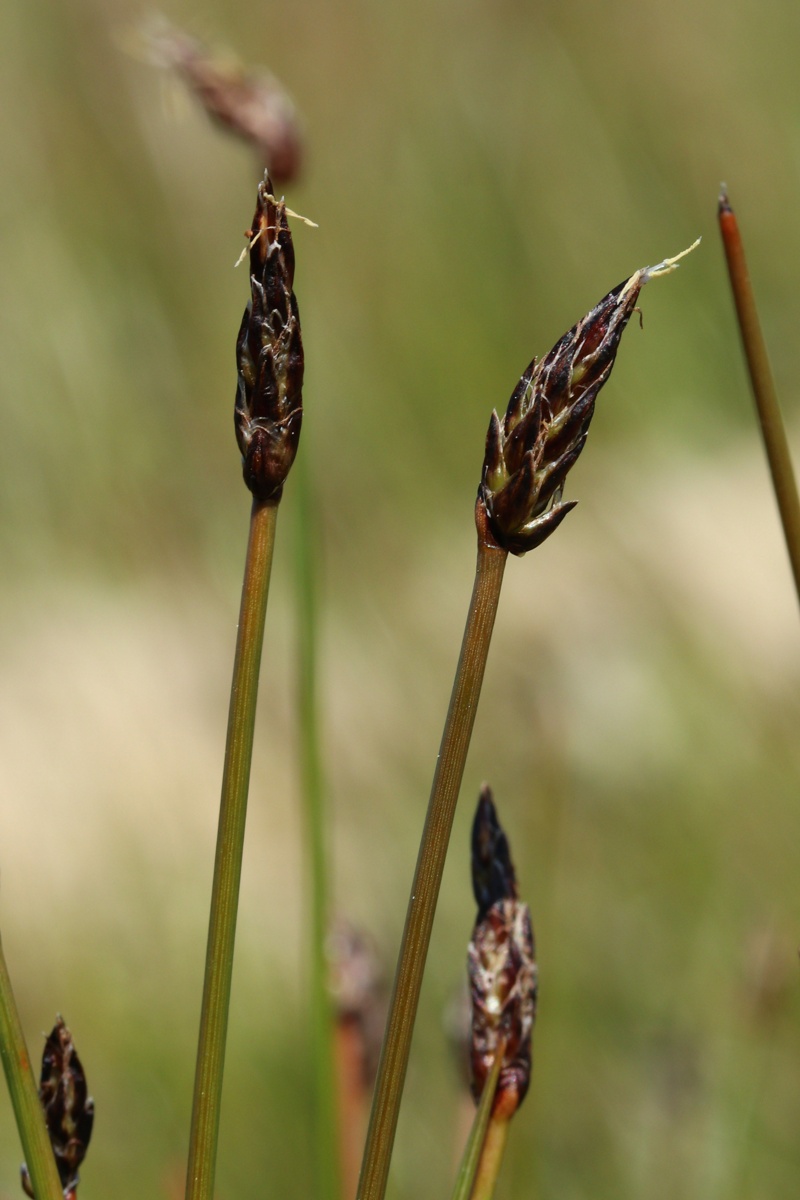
[294,450,341,1200]
[469,1113,510,1200]
[356,537,508,1200]
[185,498,279,1200]
[718,188,800,607]
[0,936,63,1200]
[450,1038,506,1200]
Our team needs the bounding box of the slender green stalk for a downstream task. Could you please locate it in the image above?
[469,1112,511,1200]
[451,1037,506,1200]
[356,248,665,1200]
[294,448,341,1200]
[185,497,279,1200]
[0,936,63,1200]
[718,188,800,606]
[356,536,508,1200]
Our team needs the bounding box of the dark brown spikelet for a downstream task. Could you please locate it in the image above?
[20,1017,94,1199]
[144,20,303,183]
[468,787,537,1118]
[477,244,699,554]
[235,173,304,503]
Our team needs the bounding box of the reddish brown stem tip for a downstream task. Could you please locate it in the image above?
[718,183,733,217]
[717,181,800,608]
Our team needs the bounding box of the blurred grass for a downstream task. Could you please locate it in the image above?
[2,0,800,1197]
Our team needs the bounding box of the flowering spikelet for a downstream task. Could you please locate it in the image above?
[477,243,699,554]
[235,173,304,503]
[468,785,537,1117]
[21,1017,93,1199]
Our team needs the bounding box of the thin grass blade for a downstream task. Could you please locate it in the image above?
[450,1037,506,1200]
[294,446,341,1200]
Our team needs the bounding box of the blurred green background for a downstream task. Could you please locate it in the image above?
[2,0,800,1197]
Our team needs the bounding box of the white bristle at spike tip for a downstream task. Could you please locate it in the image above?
[620,238,701,298]
[641,237,702,282]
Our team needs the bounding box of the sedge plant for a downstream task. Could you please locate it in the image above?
[450,786,536,1200]
[0,104,700,1197]
[147,32,341,1197]
[185,174,304,1200]
[356,242,699,1200]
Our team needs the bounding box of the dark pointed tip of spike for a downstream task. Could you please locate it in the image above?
[475,784,497,840]
[483,411,504,477]
[471,786,517,914]
[718,184,733,216]
[472,784,497,849]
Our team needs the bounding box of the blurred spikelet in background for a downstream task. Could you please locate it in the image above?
[142,17,303,183]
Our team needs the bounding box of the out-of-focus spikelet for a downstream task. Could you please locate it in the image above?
[328,919,387,1092]
[142,18,303,183]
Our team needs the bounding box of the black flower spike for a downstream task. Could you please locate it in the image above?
[468,788,537,1119]
[471,783,517,917]
[234,172,304,503]
[21,1017,93,1199]
[476,243,699,554]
